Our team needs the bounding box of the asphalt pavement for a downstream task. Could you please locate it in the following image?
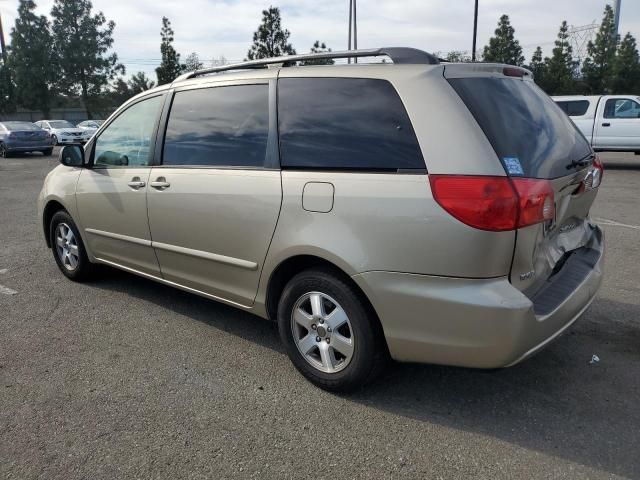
[0,150,639,479]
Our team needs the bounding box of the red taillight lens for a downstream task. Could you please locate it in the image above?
[592,155,604,188]
[429,175,555,232]
[510,178,555,228]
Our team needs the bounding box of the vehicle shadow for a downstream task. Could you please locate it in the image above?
[601,161,640,171]
[94,268,640,478]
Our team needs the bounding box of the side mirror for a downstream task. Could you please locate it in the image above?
[59,144,85,167]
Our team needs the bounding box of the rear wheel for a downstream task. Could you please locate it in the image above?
[0,142,9,158]
[278,268,387,392]
[51,135,58,146]
[49,211,96,281]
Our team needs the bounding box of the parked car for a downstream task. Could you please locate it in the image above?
[38,48,604,391]
[0,121,52,157]
[34,120,92,145]
[77,120,105,134]
[553,95,640,153]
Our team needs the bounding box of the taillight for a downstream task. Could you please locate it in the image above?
[510,178,555,227]
[592,155,604,188]
[429,175,555,232]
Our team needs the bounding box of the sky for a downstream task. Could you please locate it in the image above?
[1,0,639,80]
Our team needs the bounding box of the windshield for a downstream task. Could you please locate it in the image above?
[3,122,40,131]
[49,121,76,129]
[448,77,592,179]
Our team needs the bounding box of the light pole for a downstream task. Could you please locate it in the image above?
[347,0,358,63]
[472,0,478,62]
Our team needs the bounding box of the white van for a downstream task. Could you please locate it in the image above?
[553,95,640,153]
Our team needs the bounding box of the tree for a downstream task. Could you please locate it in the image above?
[128,71,155,95]
[51,0,124,118]
[184,52,203,72]
[0,64,15,114]
[445,50,472,63]
[542,21,577,95]
[482,15,525,66]
[529,46,548,88]
[8,0,56,116]
[247,6,296,60]
[299,41,334,65]
[611,33,640,94]
[156,17,183,85]
[582,4,618,94]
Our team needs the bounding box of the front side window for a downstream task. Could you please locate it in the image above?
[604,98,640,119]
[278,78,424,170]
[94,95,163,167]
[163,84,269,168]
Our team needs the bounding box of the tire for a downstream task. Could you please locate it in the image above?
[49,210,96,281]
[278,268,387,392]
[42,148,53,156]
[51,135,58,146]
[0,143,9,158]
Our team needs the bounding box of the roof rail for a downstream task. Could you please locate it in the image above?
[172,47,440,83]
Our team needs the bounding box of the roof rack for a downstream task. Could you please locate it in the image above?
[173,47,440,83]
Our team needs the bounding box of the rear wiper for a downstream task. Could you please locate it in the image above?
[566,155,594,170]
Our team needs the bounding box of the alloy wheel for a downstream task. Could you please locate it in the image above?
[290,292,355,374]
[55,223,80,271]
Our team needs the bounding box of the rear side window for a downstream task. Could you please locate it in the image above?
[556,100,590,117]
[278,78,424,170]
[449,78,592,179]
[163,84,269,167]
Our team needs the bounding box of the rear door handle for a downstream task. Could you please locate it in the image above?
[127,177,146,189]
[602,122,611,127]
[150,177,170,190]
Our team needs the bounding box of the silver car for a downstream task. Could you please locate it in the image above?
[0,121,52,157]
[37,48,604,391]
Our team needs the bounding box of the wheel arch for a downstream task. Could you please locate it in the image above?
[265,254,387,348]
[42,200,68,248]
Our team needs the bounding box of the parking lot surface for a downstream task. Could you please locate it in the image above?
[1,150,639,479]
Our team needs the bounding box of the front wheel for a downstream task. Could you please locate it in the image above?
[0,143,9,158]
[49,210,96,281]
[278,268,387,392]
[42,148,53,156]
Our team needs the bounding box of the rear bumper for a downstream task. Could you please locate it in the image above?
[352,226,604,368]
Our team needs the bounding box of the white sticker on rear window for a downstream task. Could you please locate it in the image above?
[503,157,524,176]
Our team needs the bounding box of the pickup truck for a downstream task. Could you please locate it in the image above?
[553,95,640,153]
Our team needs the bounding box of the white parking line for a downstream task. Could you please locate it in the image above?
[594,217,640,231]
[0,285,17,295]
[0,268,7,274]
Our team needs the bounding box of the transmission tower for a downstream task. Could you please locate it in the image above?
[568,22,598,65]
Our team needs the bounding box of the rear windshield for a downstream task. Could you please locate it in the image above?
[2,122,39,131]
[448,78,592,179]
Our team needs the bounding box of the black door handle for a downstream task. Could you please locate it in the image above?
[602,122,611,127]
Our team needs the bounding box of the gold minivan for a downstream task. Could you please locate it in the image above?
[38,48,604,391]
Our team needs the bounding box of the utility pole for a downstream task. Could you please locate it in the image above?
[472,0,479,61]
[612,0,621,40]
[0,11,7,65]
[347,0,352,63]
[347,0,358,63]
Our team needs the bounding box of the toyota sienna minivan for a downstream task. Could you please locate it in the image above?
[38,48,604,391]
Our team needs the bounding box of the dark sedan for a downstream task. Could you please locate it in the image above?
[0,121,53,157]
